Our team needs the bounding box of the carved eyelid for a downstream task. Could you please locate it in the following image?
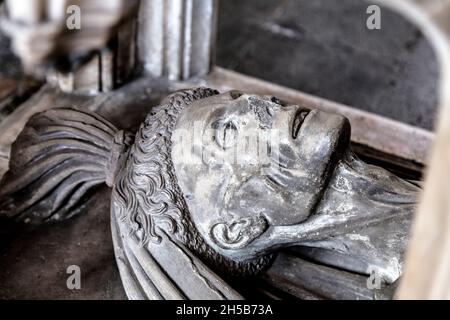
[270,96,289,106]
[266,104,277,117]
[212,118,239,150]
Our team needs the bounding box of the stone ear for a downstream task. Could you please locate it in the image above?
[210,216,268,250]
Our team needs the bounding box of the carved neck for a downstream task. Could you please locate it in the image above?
[292,151,420,282]
[319,151,419,220]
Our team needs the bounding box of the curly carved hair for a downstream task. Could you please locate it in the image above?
[113,88,274,276]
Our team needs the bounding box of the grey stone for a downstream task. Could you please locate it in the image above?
[0,88,419,299]
[217,0,439,130]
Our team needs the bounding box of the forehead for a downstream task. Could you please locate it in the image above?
[176,92,244,126]
[176,92,281,129]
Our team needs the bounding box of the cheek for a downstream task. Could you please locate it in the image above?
[203,124,271,168]
[226,176,310,226]
[233,122,274,168]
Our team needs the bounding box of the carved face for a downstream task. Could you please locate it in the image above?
[172,91,350,261]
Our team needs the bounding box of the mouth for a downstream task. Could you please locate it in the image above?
[291,109,311,139]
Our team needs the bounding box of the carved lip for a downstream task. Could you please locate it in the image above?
[292,109,310,139]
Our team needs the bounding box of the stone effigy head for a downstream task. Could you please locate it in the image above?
[170,90,350,260]
[0,88,419,298]
[109,88,417,279]
[109,88,349,263]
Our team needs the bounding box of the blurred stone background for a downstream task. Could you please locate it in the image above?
[0,30,20,79]
[217,0,439,130]
[0,0,440,129]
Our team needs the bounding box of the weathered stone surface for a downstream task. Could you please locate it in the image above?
[0,88,418,299]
